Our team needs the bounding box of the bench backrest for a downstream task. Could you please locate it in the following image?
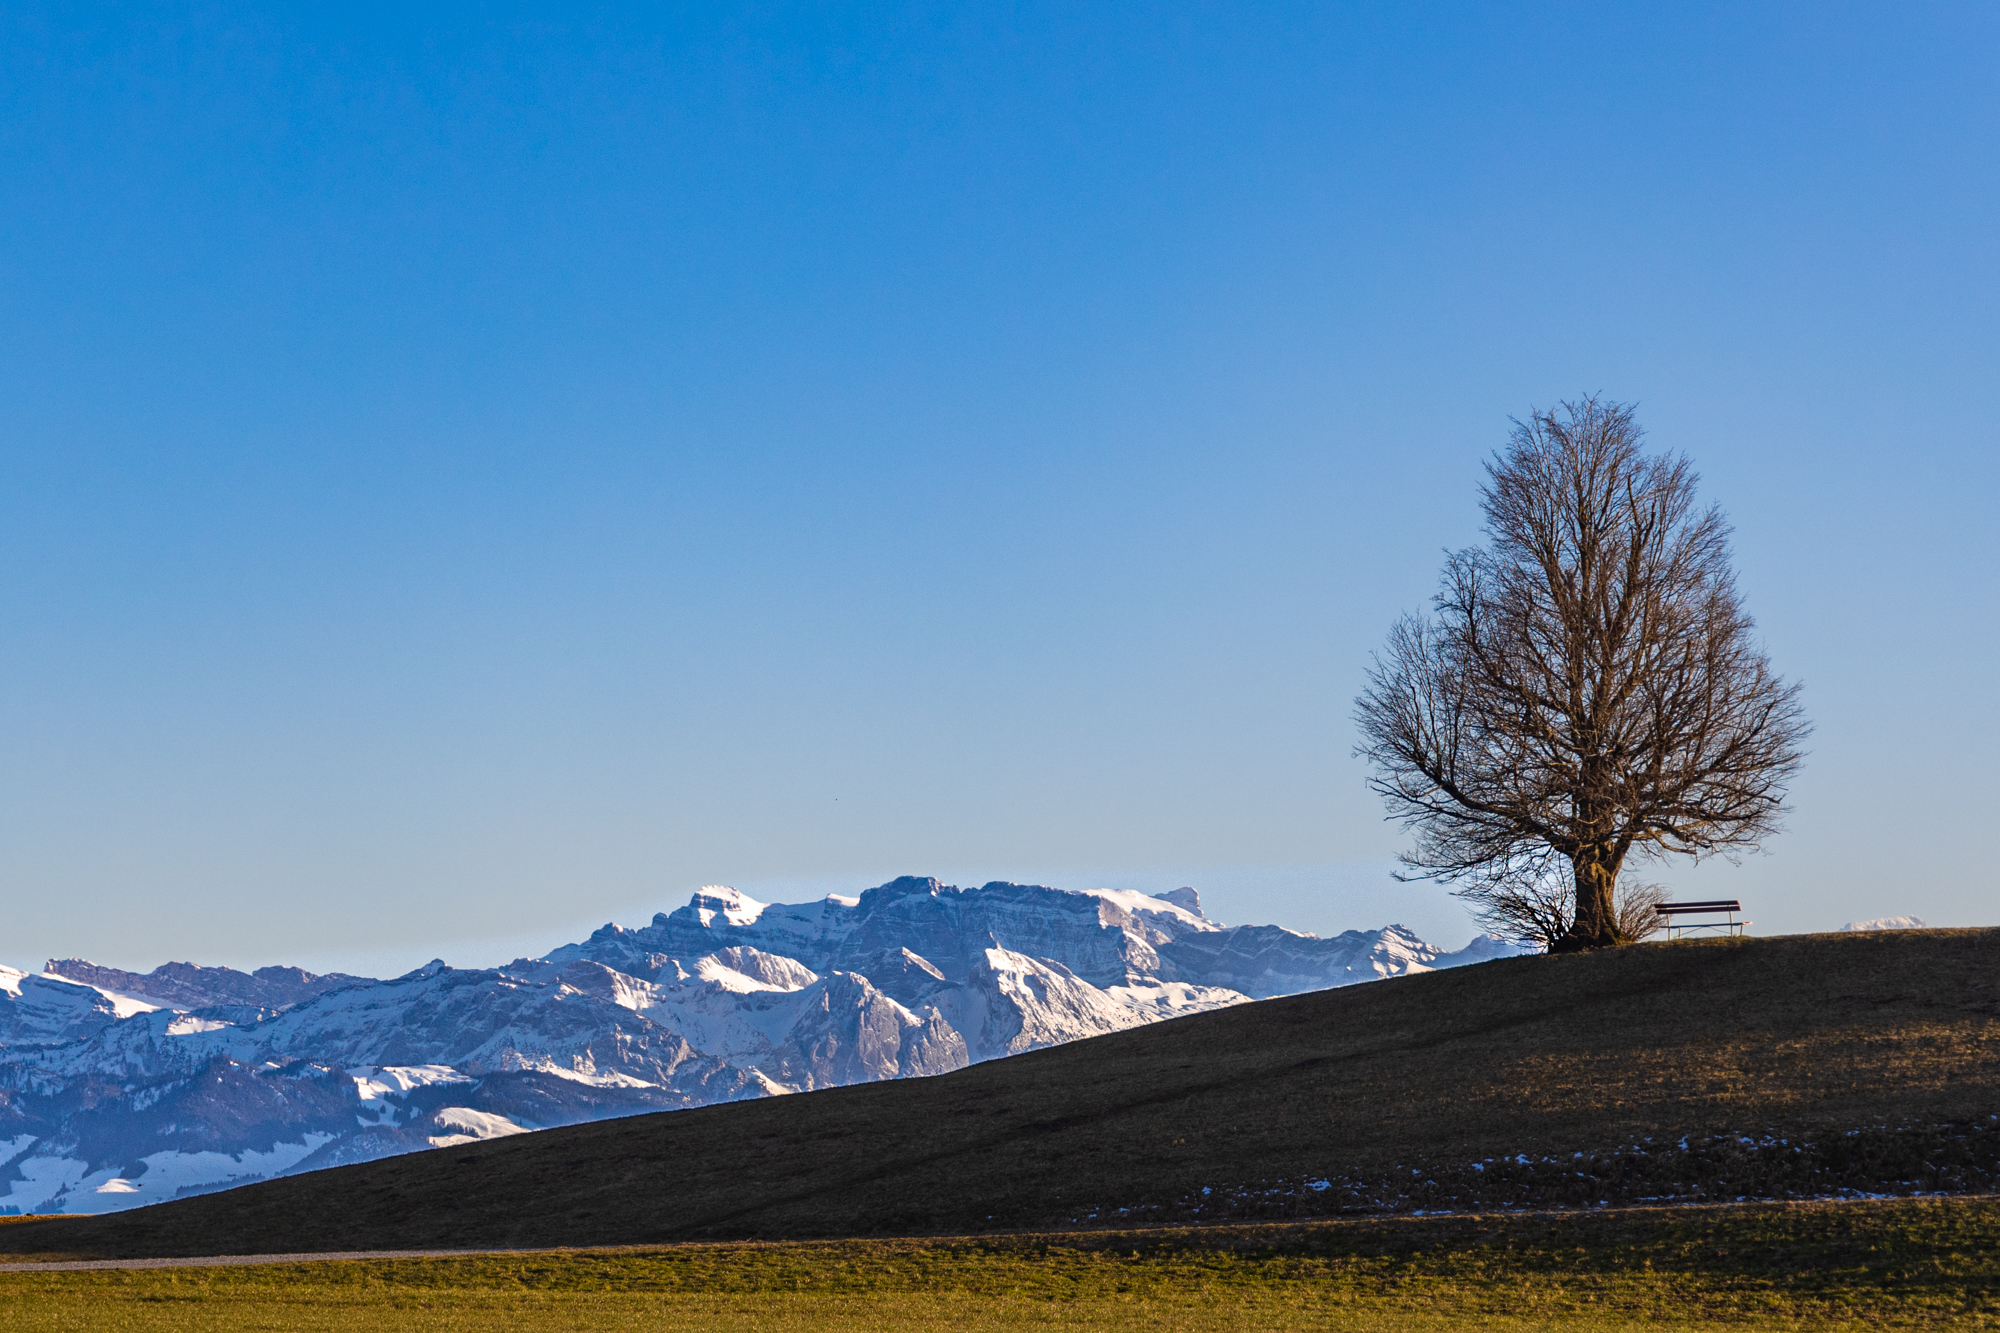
[1655,900,1742,916]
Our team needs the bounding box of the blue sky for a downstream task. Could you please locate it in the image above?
[2,3,1994,977]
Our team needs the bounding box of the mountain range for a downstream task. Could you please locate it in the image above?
[0,876,1518,1215]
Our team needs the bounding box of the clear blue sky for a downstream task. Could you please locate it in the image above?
[3,3,1994,978]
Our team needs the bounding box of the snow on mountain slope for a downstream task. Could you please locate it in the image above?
[551,878,1175,989]
[0,1132,341,1215]
[1842,916,1928,932]
[44,959,372,1011]
[931,948,1243,1059]
[1078,887,1216,937]
[427,1107,532,1148]
[1155,922,1517,999]
[533,955,965,1090]
[0,970,156,1049]
[693,947,820,993]
[1,878,1525,1213]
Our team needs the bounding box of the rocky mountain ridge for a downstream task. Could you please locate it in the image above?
[0,877,1519,1215]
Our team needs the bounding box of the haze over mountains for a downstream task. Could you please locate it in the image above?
[0,877,1517,1215]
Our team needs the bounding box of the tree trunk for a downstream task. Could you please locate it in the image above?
[1554,847,1623,951]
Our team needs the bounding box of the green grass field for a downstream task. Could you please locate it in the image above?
[6,1197,1998,1331]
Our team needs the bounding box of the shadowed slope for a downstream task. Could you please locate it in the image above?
[4,929,1995,1259]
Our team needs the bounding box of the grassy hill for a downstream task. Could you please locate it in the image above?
[4,928,1996,1260]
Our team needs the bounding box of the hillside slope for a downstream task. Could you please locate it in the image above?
[4,929,1995,1259]
[1,878,1518,1214]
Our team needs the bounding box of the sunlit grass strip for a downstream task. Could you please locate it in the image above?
[3,1196,1998,1330]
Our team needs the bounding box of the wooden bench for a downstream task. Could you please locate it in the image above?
[1655,899,1749,939]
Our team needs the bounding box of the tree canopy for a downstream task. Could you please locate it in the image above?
[1355,399,1808,951]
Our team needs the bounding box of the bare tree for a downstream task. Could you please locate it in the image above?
[1354,399,1808,951]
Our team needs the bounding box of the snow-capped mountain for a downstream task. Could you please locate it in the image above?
[0,877,1521,1215]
